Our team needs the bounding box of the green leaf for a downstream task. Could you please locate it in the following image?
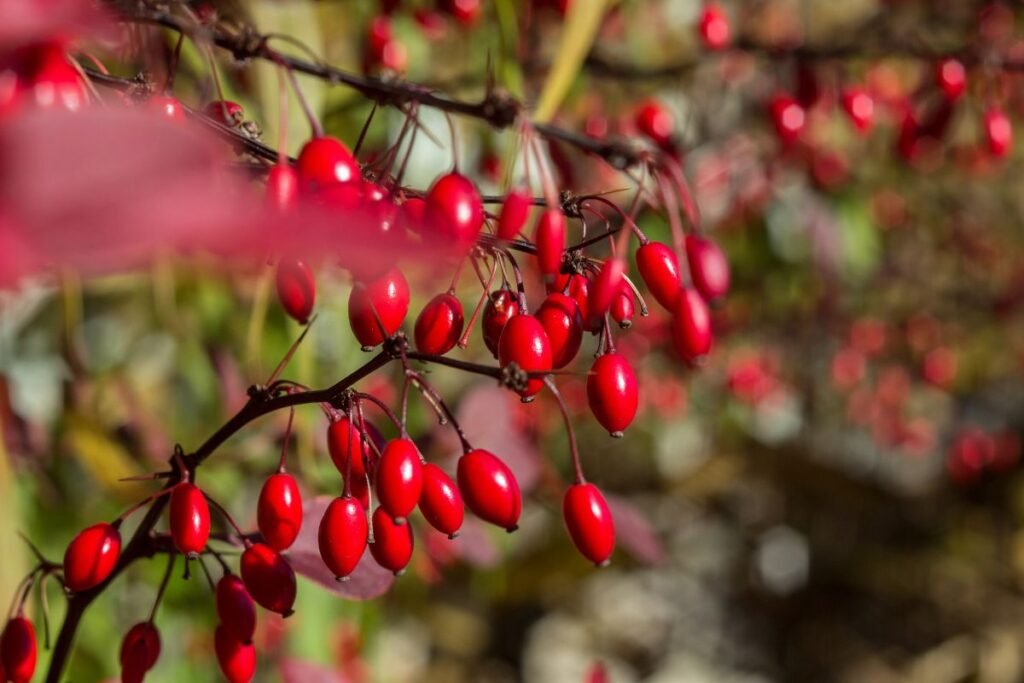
[533,0,612,123]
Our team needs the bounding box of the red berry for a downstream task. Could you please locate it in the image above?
[636,242,682,310]
[257,473,303,551]
[376,438,424,522]
[399,197,428,234]
[28,47,86,112]
[534,209,566,282]
[266,163,299,212]
[610,283,634,328]
[216,574,256,644]
[536,293,583,369]
[369,506,414,575]
[364,15,408,73]
[120,622,161,681]
[670,288,713,362]
[414,292,464,355]
[1,617,36,683]
[215,625,256,683]
[169,483,210,556]
[149,95,186,124]
[566,274,601,332]
[240,543,296,616]
[318,495,369,580]
[275,258,315,324]
[457,449,521,532]
[498,314,553,398]
[936,58,966,101]
[425,172,484,246]
[685,235,730,302]
[348,267,410,349]
[497,188,532,241]
[204,100,244,127]
[698,3,731,50]
[297,136,359,191]
[438,0,482,25]
[482,289,520,357]
[63,522,121,593]
[635,100,674,148]
[841,87,875,133]
[327,415,372,480]
[418,463,464,538]
[586,258,625,329]
[563,483,615,566]
[587,353,638,437]
[770,93,805,145]
[984,106,1013,158]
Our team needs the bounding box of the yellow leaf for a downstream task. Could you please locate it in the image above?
[0,414,26,617]
[533,0,612,123]
[64,417,149,500]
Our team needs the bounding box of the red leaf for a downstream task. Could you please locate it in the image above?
[286,496,394,601]
[0,0,113,51]
[605,494,665,565]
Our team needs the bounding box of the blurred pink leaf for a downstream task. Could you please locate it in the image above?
[436,383,542,491]
[423,517,500,569]
[0,107,461,287]
[605,494,665,565]
[280,659,350,683]
[286,495,394,600]
[0,0,113,51]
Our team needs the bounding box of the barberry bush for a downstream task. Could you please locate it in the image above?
[3,0,1024,682]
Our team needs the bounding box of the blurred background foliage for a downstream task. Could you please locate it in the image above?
[5,0,1024,681]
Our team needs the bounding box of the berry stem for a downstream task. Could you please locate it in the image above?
[276,407,295,473]
[543,378,586,485]
[353,392,404,434]
[148,553,176,623]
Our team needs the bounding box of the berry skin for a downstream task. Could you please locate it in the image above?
[63,522,121,593]
[671,288,713,363]
[936,58,966,101]
[636,241,683,310]
[536,293,583,369]
[376,438,424,523]
[266,163,299,212]
[635,100,674,148]
[610,283,634,328]
[498,315,553,399]
[297,136,359,191]
[318,495,369,580]
[418,463,464,538]
[770,93,806,145]
[369,507,414,575]
[149,95,186,124]
[425,172,484,247]
[275,258,316,324]
[399,196,428,234]
[984,107,1013,158]
[327,415,373,480]
[119,622,161,682]
[482,289,520,357]
[586,258,625,330]
[364,15,408,73]
[497,188,532,241]
[240,543,296,616]
[1,617,36,683]
[698,3,731,50]
[587,353,639,437]
[216,574,256,644]
[414,292,464,355]
[563,483,615,567]
[214,625,257,683]
[257,473,303,551]
[841,87,875,134]
[348,267,410,349]
[457,449,521,532]
[534,209,567,282]
[438,0,482,25]
[685,235,730,302]
[169,483,211,557]
[204,100,244,127]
